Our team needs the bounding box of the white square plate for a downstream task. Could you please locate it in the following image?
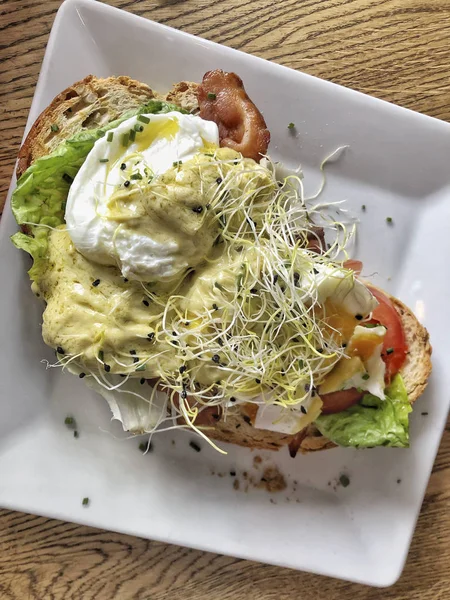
[1,0,449,587]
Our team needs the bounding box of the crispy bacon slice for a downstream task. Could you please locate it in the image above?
[198,70,270,162]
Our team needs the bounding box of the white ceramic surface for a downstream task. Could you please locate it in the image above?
[1,0,449,587]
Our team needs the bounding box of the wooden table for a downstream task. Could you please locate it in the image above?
[1,1,449,597]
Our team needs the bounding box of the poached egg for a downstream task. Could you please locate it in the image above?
[65,112,219,282]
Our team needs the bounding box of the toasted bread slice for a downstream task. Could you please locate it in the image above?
[16,75,199,179]
[17,75,157,178]
[207,293,432,454]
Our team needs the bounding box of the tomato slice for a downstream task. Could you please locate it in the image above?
[343,259,363,275]
[367,285,407,380]
[320,388,363,414]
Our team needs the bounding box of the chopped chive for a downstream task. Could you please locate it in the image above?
[50,123,59,132]
[98,350,104,361]
[129,129,136,143]
[130,173,143,180]
[362,204,366,211]
[288,122,295,129]
[73,430,79,438]
[92,279,101,287]
[134,123,144,132]
[207,92,217,100]
[62,173,73,184]
[82,497,89,506]
[386,347,394,355]
[107,131,114,142]
[214,281,226,292]
[172,160,182,167]
[386,216,393,224]
[339,474,350,488]
[137,115,150,124]
[99,158,109,163]
[362,373,370,380]
[64,416,75,427]
[121,133,129,147]
[135,364,146,372]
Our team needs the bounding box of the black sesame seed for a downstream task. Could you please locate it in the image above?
[230,397,236,403]
[79,372,86,379]
[130,350,136,355]
[181,389,187,400]
[304,383,311,392]
[230,470,236,477]
[212,303,219,311]
[123,278,128,283]
[189,441,201,452]
[57,346,65,355]
[212,354,220,363]
[142,299,149,307]
[355,314,363,320]
[243,415,251,425]
[255,378,261,384]
[313,268,319,275]
[124,180,130,187]
[140,378,145,385]
[300,405,307,414]
[92,279,101,287]
[104,364,111,372]
[216,177,222,184]
[120,163,126,170]
[147,332,155,341]
[273,274,278,284]
[179,365,187,374]
[192,206,203,214]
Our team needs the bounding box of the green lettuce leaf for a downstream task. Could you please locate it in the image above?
[11,99,186,281]
[315,374,411,448]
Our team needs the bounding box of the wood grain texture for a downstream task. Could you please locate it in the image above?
[1,0,449,597]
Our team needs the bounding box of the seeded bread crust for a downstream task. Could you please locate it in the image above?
[17,76,432,455]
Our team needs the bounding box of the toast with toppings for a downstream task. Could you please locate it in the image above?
[14,74,432,456]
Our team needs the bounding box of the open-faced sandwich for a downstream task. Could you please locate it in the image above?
[11,71,431,455]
